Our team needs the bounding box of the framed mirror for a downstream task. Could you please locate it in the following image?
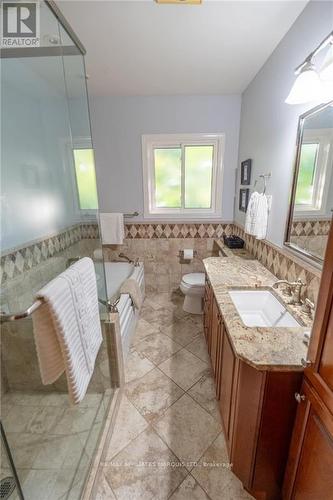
[285,101,333,265]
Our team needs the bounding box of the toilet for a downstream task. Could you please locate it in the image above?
[180,273,205,314]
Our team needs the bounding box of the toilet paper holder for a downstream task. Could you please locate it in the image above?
[178,250,197,259]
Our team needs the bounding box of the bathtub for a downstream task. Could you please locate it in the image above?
[95,261,145,359]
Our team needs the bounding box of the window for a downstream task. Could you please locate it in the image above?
[295,129,332,214]
[142,134,224,218]
[73,148,99,210]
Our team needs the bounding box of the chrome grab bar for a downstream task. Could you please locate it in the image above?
[124,212,139,218]
[0,296,119,323]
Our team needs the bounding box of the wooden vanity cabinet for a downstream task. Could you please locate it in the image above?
[204,285,303,500]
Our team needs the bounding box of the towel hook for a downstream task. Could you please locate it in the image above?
[254,173,271,194]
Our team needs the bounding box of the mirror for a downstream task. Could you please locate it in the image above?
[285,101,333,265]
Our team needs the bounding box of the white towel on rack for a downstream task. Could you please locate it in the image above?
[100,213,124,245]
[245,192,269,240]
[32,257,102,405]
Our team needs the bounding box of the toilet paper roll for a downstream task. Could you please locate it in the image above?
[183,249,194,260]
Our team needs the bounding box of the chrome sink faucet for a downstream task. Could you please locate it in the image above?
[272,279,306,305]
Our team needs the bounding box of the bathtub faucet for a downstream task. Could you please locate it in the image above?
[118,253,134,264]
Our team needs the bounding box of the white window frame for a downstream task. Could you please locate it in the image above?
[295,128,333,218]
[142,133,225,219]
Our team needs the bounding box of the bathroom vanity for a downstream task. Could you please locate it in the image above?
[203,250,312,500]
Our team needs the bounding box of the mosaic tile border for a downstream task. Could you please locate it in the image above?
[1,223,99,284]
[290,219,331,237]
[233,224,321,303]
[124,223,233,239]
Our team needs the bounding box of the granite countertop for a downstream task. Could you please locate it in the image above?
[204,247,312,372]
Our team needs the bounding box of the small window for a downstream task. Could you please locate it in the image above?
[142,134,224,218]
[295,143,319,206]
[73,148,99,210]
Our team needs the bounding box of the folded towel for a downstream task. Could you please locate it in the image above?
[100,213,124,245]
[32,257,102,405]
[120,278,143,310]
[254,193,269,240]
[245,192,268,240]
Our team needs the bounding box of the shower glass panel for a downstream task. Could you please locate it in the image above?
[1,2,112,499]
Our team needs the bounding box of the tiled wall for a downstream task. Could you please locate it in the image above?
[233,224,321,303]
[290,219,331,236]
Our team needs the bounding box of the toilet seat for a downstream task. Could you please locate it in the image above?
[181,273,205,288]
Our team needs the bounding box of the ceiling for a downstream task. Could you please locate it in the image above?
[57,0,307,96]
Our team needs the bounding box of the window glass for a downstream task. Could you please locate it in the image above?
[154,148,182,208]
[73,149,98,209]
[295,143,319,206]
[184,145,213,208]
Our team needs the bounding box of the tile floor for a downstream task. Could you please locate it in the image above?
[1,391,111,500]
[95,291,254,500]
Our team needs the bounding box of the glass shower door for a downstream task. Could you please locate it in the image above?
[0,2,112,499]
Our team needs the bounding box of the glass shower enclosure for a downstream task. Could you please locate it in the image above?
[0,2,114,498]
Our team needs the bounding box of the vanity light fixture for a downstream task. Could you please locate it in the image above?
[285,31,333,105]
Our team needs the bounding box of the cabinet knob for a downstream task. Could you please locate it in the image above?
[301,358,312,368]
[295,392,306,404]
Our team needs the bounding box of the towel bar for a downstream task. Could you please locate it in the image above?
[124,212,139,218]
[0,297,118,323]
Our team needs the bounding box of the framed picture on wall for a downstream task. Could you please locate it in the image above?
[241,159,252,185]
[239,188,250,212]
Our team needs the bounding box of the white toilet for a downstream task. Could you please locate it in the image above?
[180,273,205,314]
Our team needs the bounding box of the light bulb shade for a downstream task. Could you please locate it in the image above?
[320,44,333,81]
[285,68,323,104]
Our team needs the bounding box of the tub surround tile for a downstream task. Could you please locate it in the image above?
[152,394,221,468]
[103,427,187,500]
[192,433,253,500]
[134,332,182,365]
[125,367,184,423]
[169,475,210,500]
[203,256,311,371]
[159,348,208,391]
[105,395,148,461]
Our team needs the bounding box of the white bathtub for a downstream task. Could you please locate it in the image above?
[95,261,145,359]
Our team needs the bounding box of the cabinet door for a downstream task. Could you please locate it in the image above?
[283,381,333,500]
[203,277,212,346]
[210,298,220,372]
[219,327,237,442]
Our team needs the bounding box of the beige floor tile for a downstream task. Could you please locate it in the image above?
[186,335,210,363]
[131,318,160,346]
[125,367,184,422]
[163,317,203,347]
[105,395,148,461]
[134,332,182,365]
[152,394,221,467]
[140,305,175,328]
[192,434,254,500]
[32,434,71,469]
[159,349,208,391]
[169,474,210,500]
[188,371,221,422]
[95,472,117,499]
[2,406,40,433]
[125,348,155,383]
[5,432,42,469]
[104,427,187,500]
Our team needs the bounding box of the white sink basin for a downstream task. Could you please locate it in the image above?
[228,290,301,327]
